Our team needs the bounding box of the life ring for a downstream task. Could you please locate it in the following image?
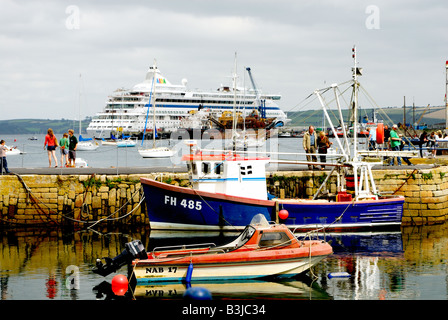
[376,123,384,144]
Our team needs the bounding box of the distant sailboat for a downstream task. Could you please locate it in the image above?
[138,60,174,158]
[76,74,99,151]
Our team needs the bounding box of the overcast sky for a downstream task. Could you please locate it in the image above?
[1,0,447,120]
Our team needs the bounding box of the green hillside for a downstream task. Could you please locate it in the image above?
[0,106,444,135]
[286,106,445,129]
[0,118,92,135]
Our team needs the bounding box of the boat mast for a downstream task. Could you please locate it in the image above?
[352,45,360,161]
[232,53,238,150]
[152,60,157,148]
[78,74,82,137]
[141,61,156,147]
[446,60,448,130]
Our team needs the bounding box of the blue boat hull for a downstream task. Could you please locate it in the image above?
[141,178,404,232]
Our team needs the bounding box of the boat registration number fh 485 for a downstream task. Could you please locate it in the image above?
[164,195,202,210]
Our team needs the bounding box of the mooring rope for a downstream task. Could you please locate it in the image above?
[4,172,145,227]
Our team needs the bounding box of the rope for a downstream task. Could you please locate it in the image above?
[3,172,145,227]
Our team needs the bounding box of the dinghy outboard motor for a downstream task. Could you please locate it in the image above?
[93,240,147,277]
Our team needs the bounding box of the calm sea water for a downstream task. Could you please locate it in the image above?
[1,223,448,301]
[1,133,352,170]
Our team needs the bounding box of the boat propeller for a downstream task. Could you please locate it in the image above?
[92,240,147,277]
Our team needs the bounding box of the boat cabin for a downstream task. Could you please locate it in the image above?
[182,152,270,200]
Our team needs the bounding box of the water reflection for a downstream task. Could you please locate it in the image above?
[1,222,448,300]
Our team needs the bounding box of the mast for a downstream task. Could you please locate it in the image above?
[232,52,238,150]
[78,74,82,137]
[152,60,157,148]
[403,96,406,128]
[446,60,448,130]
[352,45,360,161]
[141,61,156,147]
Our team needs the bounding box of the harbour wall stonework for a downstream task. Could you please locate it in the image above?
[1,167,447,227]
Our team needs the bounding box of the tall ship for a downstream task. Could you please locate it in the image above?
[86,63,289,138]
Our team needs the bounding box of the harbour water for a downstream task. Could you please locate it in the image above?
[1,133,447,302]
[1,133,343,170]
[1,223,448,300]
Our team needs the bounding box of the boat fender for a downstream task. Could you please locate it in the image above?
[278,209,289,220]
[185,262,194,283]
[183,287,212,300]
[111,274,128,296]
[376,123,384,144]
[328,272,351,279]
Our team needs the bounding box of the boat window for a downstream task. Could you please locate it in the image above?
[202,162,211,174]
[259,232,291,247]
[215,163,224,175]
[240,166,252,176]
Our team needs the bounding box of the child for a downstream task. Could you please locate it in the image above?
[59,132,70,167]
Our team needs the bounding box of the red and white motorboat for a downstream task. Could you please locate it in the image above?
[93,214,332,283]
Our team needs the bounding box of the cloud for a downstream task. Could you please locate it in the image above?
[0,0,447,120]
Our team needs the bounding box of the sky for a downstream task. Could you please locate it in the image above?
[1,0,448,120]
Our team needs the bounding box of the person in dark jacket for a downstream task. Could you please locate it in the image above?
[317,131,332,170]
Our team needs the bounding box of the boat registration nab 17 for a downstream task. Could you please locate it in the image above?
[164,195,202,210]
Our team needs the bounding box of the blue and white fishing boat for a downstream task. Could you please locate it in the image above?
[140,47,410,232]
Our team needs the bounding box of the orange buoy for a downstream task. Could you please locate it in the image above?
[111,274,128,296]
[278,209,289,220]
[376,123,384,144]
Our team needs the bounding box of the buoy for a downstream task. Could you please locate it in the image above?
[111,274,128,296]
[376,123,384,144]
[278,209,289,220]
[185,262,194,283]
[328,272,351,279]
[183,287,212,300]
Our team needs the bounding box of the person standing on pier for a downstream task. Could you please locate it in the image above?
[68,129,78,167]
[389,124,402,166]
[419,131,428,157]
[59,133,69,167]
[303,125,318,170]
[44,128,59,168]
[317,131,332,170]
[0,140,11,174]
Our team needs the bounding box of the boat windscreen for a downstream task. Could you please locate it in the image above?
[235,225,256,248]
[219,225,256,251]
[250,214,270,228]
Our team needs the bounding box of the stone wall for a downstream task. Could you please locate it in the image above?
[0,173,189,228]
[1,167,447,227]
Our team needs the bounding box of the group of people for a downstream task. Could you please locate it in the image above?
[302,123,425,169]
[303,125,333,170]
[419,130,446,158]
[44,128,78,168]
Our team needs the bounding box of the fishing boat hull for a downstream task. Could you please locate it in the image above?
[141,178,404,232]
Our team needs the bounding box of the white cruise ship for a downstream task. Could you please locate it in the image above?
[86,64,289,138]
